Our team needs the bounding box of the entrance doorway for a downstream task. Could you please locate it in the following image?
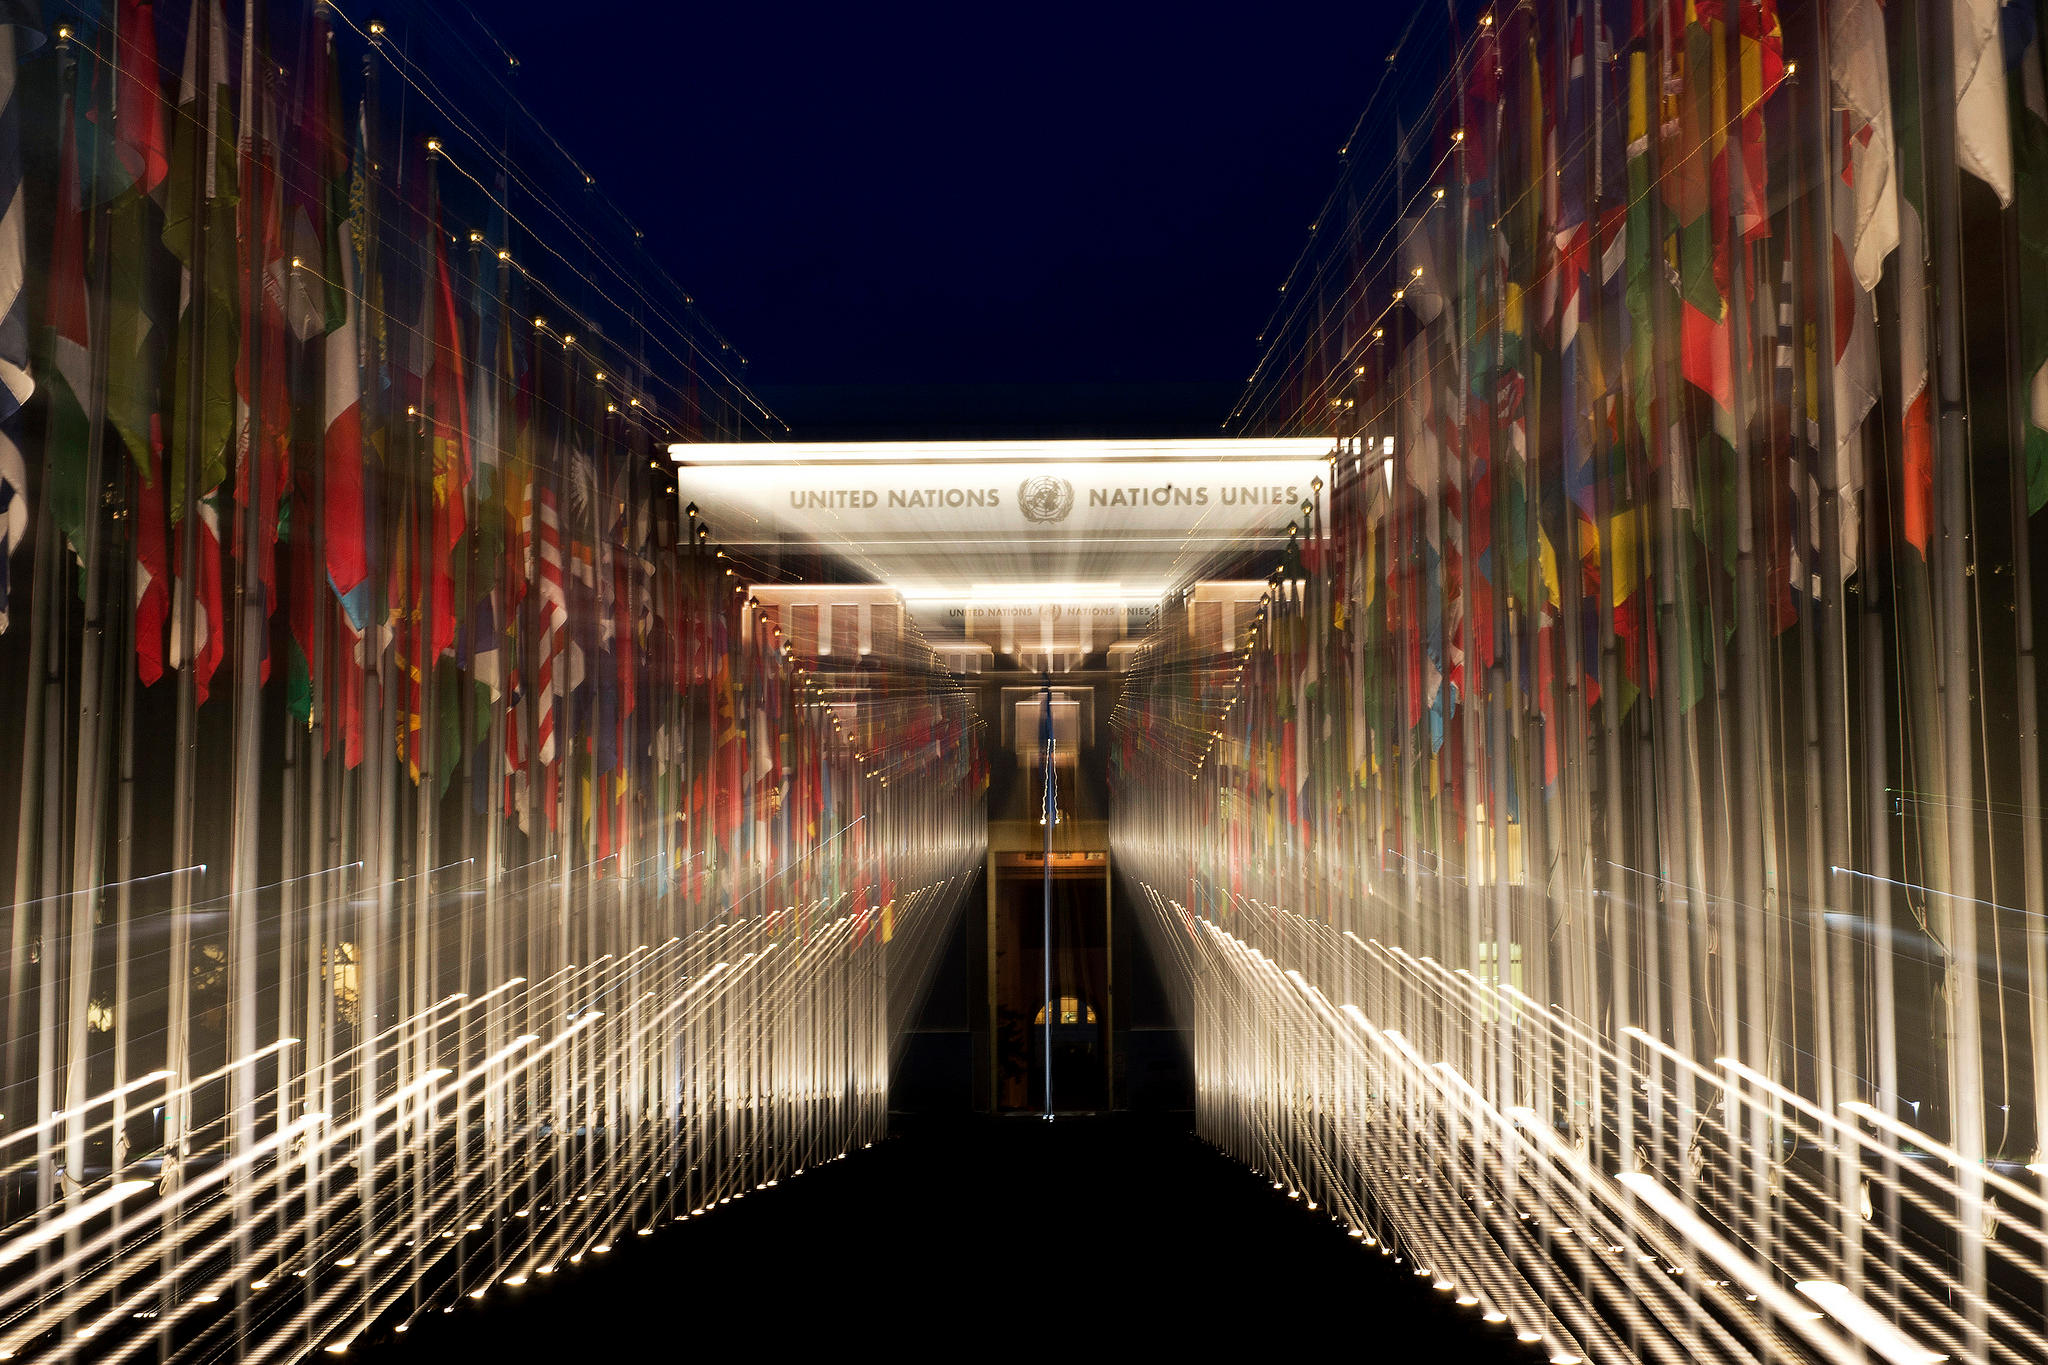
[991,849,1110,1111]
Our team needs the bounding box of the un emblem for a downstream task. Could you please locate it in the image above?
[1017,474,1076,524]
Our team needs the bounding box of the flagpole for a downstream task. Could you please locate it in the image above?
[1921,2,1991,1354]
[463,224,492,1312]
[1642,0,1698,1209]
[1042,671,1054,1118]
[410,145,445,1318]
[224,4,272,1326]
[1588,0,1634,1187]
[299,216,332,1310]
[114,456,139,1189]
[1587,0,1628,1184]
[1806,1,1870,1289]
[4,100,69,1220]
[158,4,222,1343]
[55,21,118,1207]
[353,38,389,1336]
[1481,6,1521,1213]
[0,454,43,1202]
[1862,306,1905,1299]
[1450,9,1486,1108]
[550,322,575,1254]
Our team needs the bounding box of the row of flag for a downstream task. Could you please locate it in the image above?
[0,0,974,887]
[1116,7,2048,1350]
[0,0,988,1299]
[1126,0,2048,1207]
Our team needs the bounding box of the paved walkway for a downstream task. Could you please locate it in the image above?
[366,1114,1541,1358]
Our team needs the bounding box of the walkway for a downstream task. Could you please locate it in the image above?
[363,1115,1542,1357]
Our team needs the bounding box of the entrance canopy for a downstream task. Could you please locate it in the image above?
[666,438,1331,629]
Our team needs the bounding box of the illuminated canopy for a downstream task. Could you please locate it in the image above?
[668,438,1333,613]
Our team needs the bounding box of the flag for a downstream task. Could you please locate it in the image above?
[1399,211,1450,327]
[0,4,41,634]
[1674,0,1735,426]
[164,0,236,514]
[535,486,567,766]
[163,0,236,701]
[113,0,166,195]
[234,60,290,665]
[324,219,367,604]
[105,0,171,334]
[135,422,167,683]
[107,0,173,673]
[0,435,21,634]
[425,196,470,660]
[1830,116,1879,574]
[334,93,376,628]
[2009,2,2048,512]
[285,10,343,345]
[1735,0,1784,244]
[1624,39,1658,451]
[1826,0,1890,579]
[1956,0,2013,203]
[1833,0,1898,286]
[169,497,225,703]
[1896,8,1935,547]
[44,47,90,560]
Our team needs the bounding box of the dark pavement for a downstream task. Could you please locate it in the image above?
[364,1114,1543,1359]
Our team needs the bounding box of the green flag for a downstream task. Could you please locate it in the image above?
[2012,3,2048,512]
[161,0,236,520]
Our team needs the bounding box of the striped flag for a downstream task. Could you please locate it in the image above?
[535,486,568,766]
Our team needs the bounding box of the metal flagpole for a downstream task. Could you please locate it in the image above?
[1041,671,1053,1118]
[227,7,272,1334]
[1922,1,1990,1354]
[59,18,119,1200]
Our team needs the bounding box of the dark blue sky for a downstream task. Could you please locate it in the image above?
[483,1,1413,436]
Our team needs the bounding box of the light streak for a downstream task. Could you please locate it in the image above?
[1795,1280,1949,1365]
[0,1180,153,1268]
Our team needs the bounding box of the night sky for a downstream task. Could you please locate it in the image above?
[481,1,1415,438]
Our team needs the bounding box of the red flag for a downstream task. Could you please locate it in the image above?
[318,21,366,607]
[135,422,169,685]
[171,499,226,704]
[115,0,168,194]
[233,74,289,676]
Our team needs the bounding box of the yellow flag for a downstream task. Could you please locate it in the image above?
[1606,507,1650,608]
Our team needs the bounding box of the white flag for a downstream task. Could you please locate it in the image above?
[1830,0,1899,291]
[1956,0,2013,204]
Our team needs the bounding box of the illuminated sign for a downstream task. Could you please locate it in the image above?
[668,438,1332,601]
[668,439,1330,542]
